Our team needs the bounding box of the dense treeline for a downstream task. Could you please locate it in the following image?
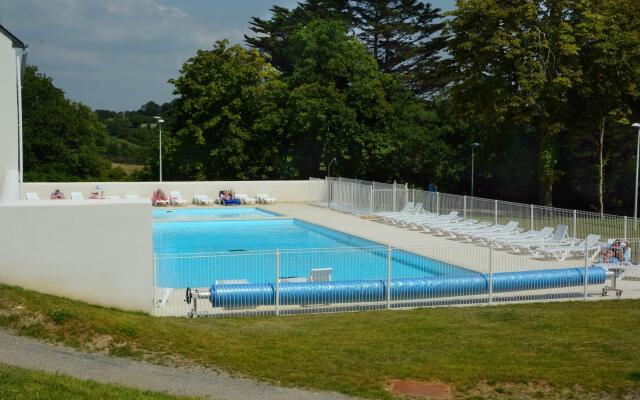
[22,0,640,215]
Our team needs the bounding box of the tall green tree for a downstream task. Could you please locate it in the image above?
[246,0,451,96]
[22,66,111,182]
[447,0,584,205]
[167,40,290,180]
[569,0,640,215]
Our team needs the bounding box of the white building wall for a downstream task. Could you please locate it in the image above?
[0,34,19,201]
[23,180,313,203]
[0,200,154,312]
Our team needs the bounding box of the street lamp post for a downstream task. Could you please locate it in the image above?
[154,116,164,182]
[327,157,337,209]
[470,142,480,197]
[633,123,640,230]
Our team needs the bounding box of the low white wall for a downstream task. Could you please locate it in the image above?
[23,180,313,203]
[0,200,153,312]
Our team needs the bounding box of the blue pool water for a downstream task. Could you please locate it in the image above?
[152,207,281,220]
[153,219,474,288]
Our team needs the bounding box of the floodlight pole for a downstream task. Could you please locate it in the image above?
[633,123,640,230]
[327,157,337,209]
[154,116,164,182]
[470,142,480,197]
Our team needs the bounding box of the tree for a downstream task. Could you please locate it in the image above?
[246,1,451,96]
[569,0,640,215]
[447,0,584,205]
[22,66,111,182]
[349,0,452,95]
[167,40,290,180]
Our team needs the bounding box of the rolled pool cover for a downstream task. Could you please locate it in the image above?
[208,266,607,308]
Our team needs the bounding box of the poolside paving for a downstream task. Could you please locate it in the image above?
[267,203,585,273]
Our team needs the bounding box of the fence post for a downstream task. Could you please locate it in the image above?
[393,180,397,212]
[494,200,498,224]
[351,179,355,213]
[463,195,467,219]
[624,216,628,240]
[573,210,577,240]
[386,246,392,310]
[152,256,157,310]
[530,204,534,230]
[413,188,416,203]
[275,249,281,316]
[488,245,493,304]
[436,192,440,214]
[370,183,374,215]
[583,240,588,300]
[405,183,409,208]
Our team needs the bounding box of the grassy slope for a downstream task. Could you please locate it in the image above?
[1,284,639,399]
[0,363,198,400]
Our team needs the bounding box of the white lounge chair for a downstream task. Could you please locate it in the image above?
[125,194,140,199]
[70,192,84,200]
[374,202,413,218]
[381,204,425,223]
[235,193,256,205]
[104,195,121,200]
[445,221,494,238]
[169,191,189,206]
[462,221,520,242]
[256,194,277,204]
[428,219,480,235]
[25,192,40,200]
[534,234,602,261]
[404,211,459,229]
[310,268,332,282]
[511,224,569,255]
[493,227,554,248]
[194,194,216,206]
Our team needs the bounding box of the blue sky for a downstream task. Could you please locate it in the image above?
[0,0,455,111]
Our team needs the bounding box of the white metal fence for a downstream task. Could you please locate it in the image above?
[310,177,631,240]
[152,241,640,317]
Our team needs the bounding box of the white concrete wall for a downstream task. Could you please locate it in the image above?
[23,180,313,203]
[0,34,19,200]
[0,200,153,312]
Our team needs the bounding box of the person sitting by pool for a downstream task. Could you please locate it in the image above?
[50,189,65,199]
[152,188,169,206]
[89,184,105,199]
[603,248,620,264]
[220,189,241,206]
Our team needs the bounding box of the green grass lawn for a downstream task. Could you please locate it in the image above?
[0,363,197,400]
[1,284,639,399]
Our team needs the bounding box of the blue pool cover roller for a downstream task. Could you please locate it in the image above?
[208,266,608,308]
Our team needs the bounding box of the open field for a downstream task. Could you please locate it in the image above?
[0,363,197,400]
[111,162,145,174]
[1,284,639,399]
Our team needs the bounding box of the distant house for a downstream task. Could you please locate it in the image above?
[0,24,27,201]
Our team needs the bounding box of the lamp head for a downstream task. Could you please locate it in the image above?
[633,123,640,128]
[471,142,480,148]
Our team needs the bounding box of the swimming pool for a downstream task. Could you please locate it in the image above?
[153,219,474,288]
[152,207,281,221]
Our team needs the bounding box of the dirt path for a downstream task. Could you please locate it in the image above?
[0,330,356,400]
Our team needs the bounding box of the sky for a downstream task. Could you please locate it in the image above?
[0,0,455,111]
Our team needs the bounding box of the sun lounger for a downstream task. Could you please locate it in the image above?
[70,192,84,200]
[408,212,460,230]
[25,192,40,200]
[534,234,602,261]
[235,193,256,205]
[510,224,569,255]
[492,227,553,248]
[169,191,189,206]
[256,193,277,204]
[194,194,216,206]
[461,221,520,241]
[381,204,425,223]
[374,202,413,218]
[310,268,332,282]
[428,219,480,234]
